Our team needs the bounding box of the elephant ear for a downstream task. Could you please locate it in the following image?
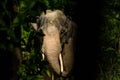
[60,17,73,45]
[31,23,38,31]
[31,22,45,37]
[31,15,42,31]
[65,18,73,40]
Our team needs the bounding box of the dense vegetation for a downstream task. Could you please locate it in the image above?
[97,0,120,80]
[0,0,120,80]
[0,0,76,80]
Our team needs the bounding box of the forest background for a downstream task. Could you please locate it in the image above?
[0,0,120,80]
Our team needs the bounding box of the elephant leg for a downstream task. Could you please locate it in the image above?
[59,53,64,73]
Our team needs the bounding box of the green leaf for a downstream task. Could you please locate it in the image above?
[105,47,115,51]
[46,69,51,77]
[13,16,19,24]
[19,1,27,13]
[35,75,44,80]
[28,1,36,9]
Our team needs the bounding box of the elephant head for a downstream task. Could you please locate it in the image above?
[31,9,77,77]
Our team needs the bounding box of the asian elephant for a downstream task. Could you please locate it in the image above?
[31,9,77,77]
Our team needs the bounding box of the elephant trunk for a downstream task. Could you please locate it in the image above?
[42,25,62,75]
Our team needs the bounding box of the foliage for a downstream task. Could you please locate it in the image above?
[1,0,120,80]
[0,0,76,80]
[97,0,120,80]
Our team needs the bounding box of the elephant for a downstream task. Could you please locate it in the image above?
[31,9,77,78]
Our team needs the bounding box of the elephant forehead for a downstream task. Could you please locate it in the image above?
[45,11,57,19]
[43,25,60,36]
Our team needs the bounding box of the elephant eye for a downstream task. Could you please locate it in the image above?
[60,29,64,34]
[60,27,66,34]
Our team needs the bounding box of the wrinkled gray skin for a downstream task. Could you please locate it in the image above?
[31,9,77,77]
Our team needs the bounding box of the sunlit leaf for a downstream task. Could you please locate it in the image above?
[13,16,19,24]
[19,1,27,13]
[35,75,44,80]
[46,69,51,77]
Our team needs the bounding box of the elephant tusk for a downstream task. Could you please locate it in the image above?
[59,53,64,73]
[41,53,45,61]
